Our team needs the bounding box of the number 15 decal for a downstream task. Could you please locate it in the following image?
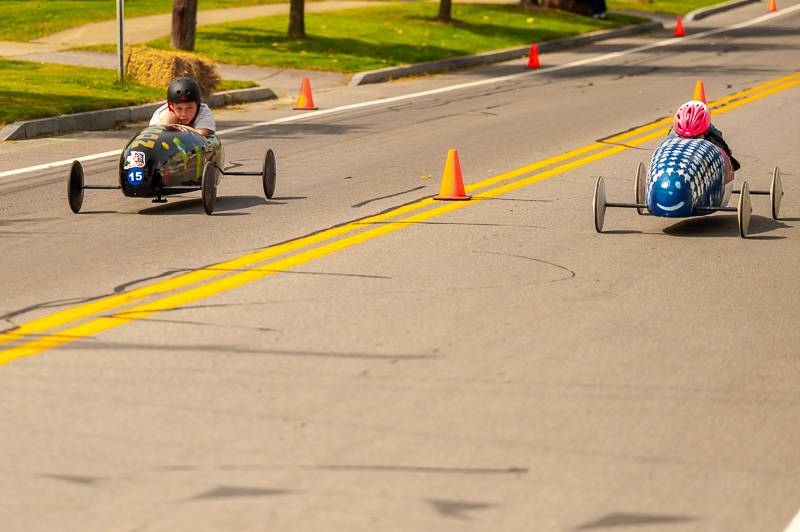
[127,168,145,186]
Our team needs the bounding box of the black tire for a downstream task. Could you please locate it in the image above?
[593,176,607,233]
[737,181,751,239]
[770,166,783,220]
[68,160,84,214]
[262,149,277,199]
[202,162,217,215]
[635,161,647,215]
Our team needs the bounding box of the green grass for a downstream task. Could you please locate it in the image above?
[0,59,163,127]
[146,4,643,73]
[0,0,310,41]
[607,0,724,15]
[68,43,131,53]
[0,0,724,41]
[216,79,259,90]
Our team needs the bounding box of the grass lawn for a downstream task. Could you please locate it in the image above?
[0,60,163,127]
[216,79,259,90]
[146,4,643,73]
[607,0,725,15]
[0,0,725,41]
[0,0,307,41]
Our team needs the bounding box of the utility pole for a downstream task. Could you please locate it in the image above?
[172,0,199,50]
[116,0,125,81]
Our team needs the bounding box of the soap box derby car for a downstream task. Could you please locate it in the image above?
[593,137,783,238]
[67,125,276,215]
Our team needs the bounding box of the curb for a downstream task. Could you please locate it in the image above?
[349,21,663,86]
[685,0,759,22]
[0,86,276,142]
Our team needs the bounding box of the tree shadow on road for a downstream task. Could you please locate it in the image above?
[220,122,368,141]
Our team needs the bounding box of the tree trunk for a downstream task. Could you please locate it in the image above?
[288,0,306,39]
[171,0,198,51]
[437,0,452,22]
[538,0,593,15]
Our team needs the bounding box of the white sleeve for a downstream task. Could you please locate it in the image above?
[193,104,216,132]
[149,103,169,126]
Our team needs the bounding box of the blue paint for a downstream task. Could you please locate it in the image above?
[127,168,145,186]
[646,137,726,217]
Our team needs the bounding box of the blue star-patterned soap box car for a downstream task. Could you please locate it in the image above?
[66,125,277,215]
[593,137,783,238]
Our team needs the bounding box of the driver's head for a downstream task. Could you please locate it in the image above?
[673,100,710,138]
[167,77,202,125]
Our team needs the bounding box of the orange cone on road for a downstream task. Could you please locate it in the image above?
[527,44,541,69]
[294,77,318,110]
[768,0,777,12]
[434,149,471,201]
[674,17,685,37]
[693,79,707,104]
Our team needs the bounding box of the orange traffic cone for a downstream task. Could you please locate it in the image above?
[434,149,471,201]
[674,17,685,37]
[768,0,777,12]
[527,44,541,69]
[294,77,318,110]
[692,79,707,104]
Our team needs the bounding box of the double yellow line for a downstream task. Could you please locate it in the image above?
[2,71,799,366]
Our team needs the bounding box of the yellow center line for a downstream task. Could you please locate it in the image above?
[0,108,665,347]
[0,125,674,364]
[1,72,798,361]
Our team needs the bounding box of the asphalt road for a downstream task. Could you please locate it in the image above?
[2,3,800,531]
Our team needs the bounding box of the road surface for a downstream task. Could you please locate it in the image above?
[1,3,800,531]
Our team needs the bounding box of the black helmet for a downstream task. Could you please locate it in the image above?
[167,77,202,105]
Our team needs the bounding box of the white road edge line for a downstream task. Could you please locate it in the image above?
[785,508,800,532]
[1,3,798,182]
[0,149,123,180]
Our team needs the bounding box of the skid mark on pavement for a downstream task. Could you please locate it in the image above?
[38,473,106,486]
[189,486,292,500]
[473,250,576,282]
[153,463,527,475]
[119,316,278,333]
[576,513,698,530]
[351,185,428,208]
[428,499,497,520]
[0,72,798,365]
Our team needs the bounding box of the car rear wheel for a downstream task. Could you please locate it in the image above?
[67,160,84,214]
[202,162,217,215]
[262,149,277,200]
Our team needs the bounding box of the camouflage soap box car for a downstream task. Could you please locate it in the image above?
[67,125,276,215]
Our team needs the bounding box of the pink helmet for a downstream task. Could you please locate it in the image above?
[673,100,710,137]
